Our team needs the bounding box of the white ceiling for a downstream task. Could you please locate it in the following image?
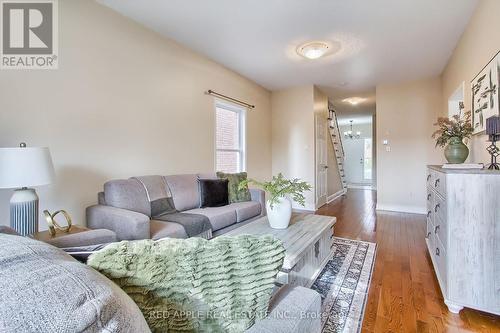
[337,115,372,126]
[99,0,478,95]
[330,90,376,122]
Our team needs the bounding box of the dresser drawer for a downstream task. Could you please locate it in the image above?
[426,216,434,248]
[434,215,448,249]
[426,190,434,211]
[433,193,447,224]
[426,205,434,230]
[431,171,446,197]
[426,170,433,188]
[433,236,447,290]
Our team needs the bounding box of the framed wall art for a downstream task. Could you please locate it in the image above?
[471,51,500,134]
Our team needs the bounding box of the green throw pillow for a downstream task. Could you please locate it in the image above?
[88,235,285,333]
[216,172,251,203]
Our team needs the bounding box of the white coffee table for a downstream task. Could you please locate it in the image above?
[224,213,336,288]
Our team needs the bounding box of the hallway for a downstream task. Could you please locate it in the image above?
[316,189,500,333]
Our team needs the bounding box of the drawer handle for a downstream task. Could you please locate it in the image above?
[427,211,432,218]
[427,174,431,181]
[435,179,440,187]
[435,225,440,234]
[434,204,440,212]
[427,193,431,201]
[435,248,440,256]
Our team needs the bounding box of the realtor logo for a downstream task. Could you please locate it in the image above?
[1,0,58,69]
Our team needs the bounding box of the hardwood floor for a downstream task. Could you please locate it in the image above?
[316,189,500,333]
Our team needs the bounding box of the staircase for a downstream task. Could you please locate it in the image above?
[328,107,348,194]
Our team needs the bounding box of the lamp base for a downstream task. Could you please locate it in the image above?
[10,188,39,236]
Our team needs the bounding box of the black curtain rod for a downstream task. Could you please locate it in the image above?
[206,89,255,109]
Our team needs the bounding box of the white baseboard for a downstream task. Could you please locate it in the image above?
[376,204,426,215]
[327,189,346,203]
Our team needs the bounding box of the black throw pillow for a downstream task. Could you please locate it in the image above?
[199,179,229,208]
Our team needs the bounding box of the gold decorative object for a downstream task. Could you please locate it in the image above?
[43,210,72,236]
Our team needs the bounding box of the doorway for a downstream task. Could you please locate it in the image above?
[315,113,328,208]
[340,119,374,189]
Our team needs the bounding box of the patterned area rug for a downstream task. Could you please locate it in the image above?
[311,237,377,333]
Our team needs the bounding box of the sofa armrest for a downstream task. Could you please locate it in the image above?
[246,285,321,333]
[249,188,266,216]
[86,205,150,241]
[43,229,117,248]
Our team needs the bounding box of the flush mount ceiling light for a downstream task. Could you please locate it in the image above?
[296,41,340,60]
[343,97,366,105]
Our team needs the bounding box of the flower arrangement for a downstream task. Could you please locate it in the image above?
[432,102,474,147]
[239,173,311,209]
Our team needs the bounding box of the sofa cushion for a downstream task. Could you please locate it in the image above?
[164,174,200,211]
[0,234,150,333]
[132,175,170,201]
[230,201,262,222]
[132,175,176,217]
[185,206,237,231]
[150,219,188,240]
[104,178,151,216]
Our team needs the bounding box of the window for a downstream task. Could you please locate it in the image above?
[215,101,246,173]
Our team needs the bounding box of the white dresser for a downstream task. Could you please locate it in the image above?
[426,165,500,315]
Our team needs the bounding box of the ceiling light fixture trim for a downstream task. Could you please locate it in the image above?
[296,40,340,60]
[343,97,366,105]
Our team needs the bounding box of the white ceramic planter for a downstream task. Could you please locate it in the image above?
[266,197,292,229]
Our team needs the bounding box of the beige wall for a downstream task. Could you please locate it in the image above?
[0,0,272,228]
[441,0,500,164]
[375,0,500,213]
[271,86,316,210]
[376,77,442,214]
[271,86,342,210]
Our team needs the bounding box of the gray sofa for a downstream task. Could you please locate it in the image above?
[86,174,266,241]
[0,232,322,333]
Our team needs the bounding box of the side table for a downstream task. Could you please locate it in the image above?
[32,226,116,248]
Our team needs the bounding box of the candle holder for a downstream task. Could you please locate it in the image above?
[486,116,500,170]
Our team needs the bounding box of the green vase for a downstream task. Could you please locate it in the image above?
[444,137,469,164]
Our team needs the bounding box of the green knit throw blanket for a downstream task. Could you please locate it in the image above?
[87,235,285,333]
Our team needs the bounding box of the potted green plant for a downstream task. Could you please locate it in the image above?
[239,173,311,229]
[432,103,474,164]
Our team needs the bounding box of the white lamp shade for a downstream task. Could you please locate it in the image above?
[0,147,55,188]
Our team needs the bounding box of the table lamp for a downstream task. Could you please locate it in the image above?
[0,143,55,235]
[486,116,500,170]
